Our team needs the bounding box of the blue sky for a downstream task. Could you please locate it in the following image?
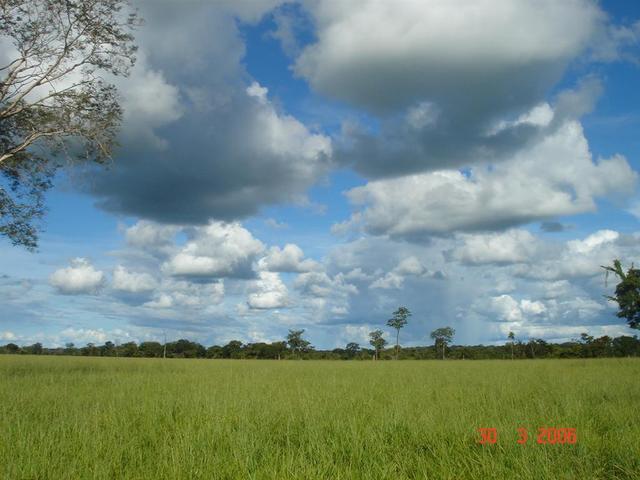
[2,0,640,349]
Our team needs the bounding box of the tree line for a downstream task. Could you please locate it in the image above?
[2,259,639,360]
[1,330,638,360]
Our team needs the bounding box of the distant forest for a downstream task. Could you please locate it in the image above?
[1,333,639,360]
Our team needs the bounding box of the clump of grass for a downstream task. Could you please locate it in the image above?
[0,357,638,479]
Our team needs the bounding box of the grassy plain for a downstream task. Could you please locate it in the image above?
[0,356,638,479]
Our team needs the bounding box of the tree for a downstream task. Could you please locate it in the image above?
[345,342,360,359]
[286,329,311,358]
[612,335,639,357]
[271,341,287,360]
[369,329,387,360]
[4,342,20,354]
[602,260,640,329]
[119,341,138,357]
[507,331,515,360]
[221,340,243,359]
[387,306,411,359]
[25,342,43,354]
[0,0,141,248]
[138,341,162,358]
[430,327,455,360]
[101,340,115,356]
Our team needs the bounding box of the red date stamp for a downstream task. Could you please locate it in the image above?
[478,427,577,445]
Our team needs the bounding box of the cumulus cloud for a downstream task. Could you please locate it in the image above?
[294,271,358,298]
[112,266,157,294]
[144,280,224,310]
[487,295,547,323]
[470,292,609,341]
[124,221,179,252]
[116,52,183,150]
[84,1,332,226]
[449,230,539,265]
[293,271,358,321]
[370,256,429,289]
[247,271,289,309]
[290,1,624,180]
[514,229,623,280]
[567,229,619,255]
[296,0,603,113]
[258,244,319,273]
[164,222,264,280]
[340,120,636,239]
[50,258,105,295]
[0,331,17,341]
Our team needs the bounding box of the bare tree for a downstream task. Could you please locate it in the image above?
[0,0,140,248]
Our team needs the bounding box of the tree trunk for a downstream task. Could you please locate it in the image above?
[395,329,400,360]
[442,342,445,360]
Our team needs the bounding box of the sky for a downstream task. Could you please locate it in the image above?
[2,0,640,349]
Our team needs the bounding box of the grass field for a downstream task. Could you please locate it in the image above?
[0,356,638,479]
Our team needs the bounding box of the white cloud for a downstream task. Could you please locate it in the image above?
[294,271,358,298]
[489,295,526,322]
[342,120,636,238]
[117,53,183,149]
[143,294,174,309]
[50,258,105,295]
[247,271,288,309]
[293,271,358,321]
[258,244,319,273]
[370,272,404,290]
[112,266,157,293]
[246,81,269,104]
[296,0,603,112]
[59,328,110,345]
[567,229,619,254]
[451,230,538,265]
[0,331,17,341]
[520,299,547,316]
[144,280,224,310]
[125,221,178,252]
[589,20,640,62]
[164,222,264,279]
[515,229,626,281]
[370,256,428,289]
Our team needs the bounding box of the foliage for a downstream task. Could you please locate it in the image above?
[3,333,638,360]
[387,306,411,359]
[0,0,140,248]
[430,326,456,359]
[507,331,515,359]
[344,342,360,358]
[368,329,387,360]
[286,329,312,356]
[602,259,640,329]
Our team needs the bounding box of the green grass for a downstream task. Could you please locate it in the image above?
[1,357,638,479]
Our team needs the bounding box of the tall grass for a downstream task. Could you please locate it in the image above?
[1,356,638,479]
